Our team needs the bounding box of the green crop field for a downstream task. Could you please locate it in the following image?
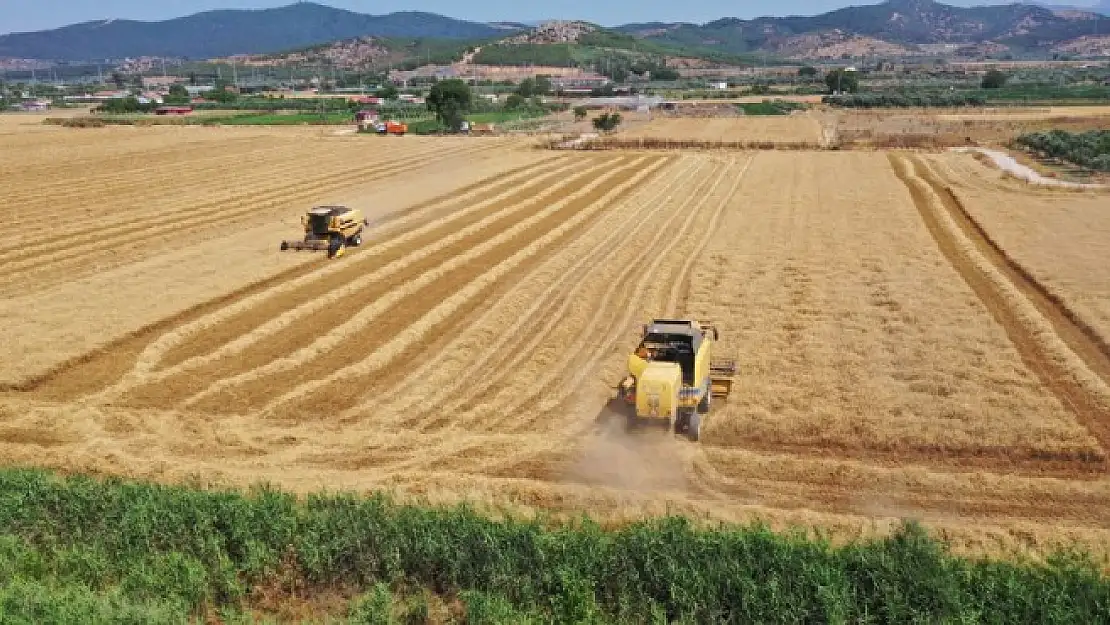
[0,468,1104,623]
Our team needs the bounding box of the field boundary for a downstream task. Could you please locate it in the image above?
[544,137,824,151]
[891,153,1110,458]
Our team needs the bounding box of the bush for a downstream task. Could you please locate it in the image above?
[592,112,622,132]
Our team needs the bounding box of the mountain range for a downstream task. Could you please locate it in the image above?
[0,4,521,61]
[1,0,1109,63]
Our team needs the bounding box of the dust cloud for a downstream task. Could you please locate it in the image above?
[556,396,694,495]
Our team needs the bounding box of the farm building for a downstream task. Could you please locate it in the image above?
[155,106,193,115]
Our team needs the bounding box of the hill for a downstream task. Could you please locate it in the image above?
[1036,1,1110,16]
[0,2,517,61]
[618,0,1110,58]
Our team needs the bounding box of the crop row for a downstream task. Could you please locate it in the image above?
[0,468,1105,623]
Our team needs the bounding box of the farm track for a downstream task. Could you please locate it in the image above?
[891,153,1110,456]
[16,154,569,399]
[0,141,506,289]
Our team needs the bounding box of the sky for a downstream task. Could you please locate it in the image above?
[1,0,1100,35]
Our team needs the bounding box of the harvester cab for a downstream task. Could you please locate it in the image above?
[617,319,736,441]
[279,205,369,259]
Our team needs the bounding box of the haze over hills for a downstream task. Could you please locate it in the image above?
[620,0,1110,57]
[1,0,1110,63]
[0,3,518,61]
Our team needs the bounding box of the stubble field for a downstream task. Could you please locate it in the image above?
[621,115,825,144]
[2,121,1110,563]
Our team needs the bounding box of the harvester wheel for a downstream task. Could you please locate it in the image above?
[327,234,343,259]
[349,233,362,246]
[280,241,289,251]
[687,411,701,442]
[697,389,711,414]
[674,411,688,435]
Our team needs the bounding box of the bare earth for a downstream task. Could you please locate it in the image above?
[2,121,1110,563]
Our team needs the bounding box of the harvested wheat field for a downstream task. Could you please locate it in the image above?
[2,123,1110,563]
[623,115,824,144]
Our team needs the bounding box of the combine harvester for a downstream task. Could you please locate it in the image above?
[279,205,370,259]
[616,319,736,441]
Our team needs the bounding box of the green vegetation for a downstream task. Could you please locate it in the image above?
[823,92,988,108]
[592,112,623,132]
[94,97,156,114]
[426,79,472,131]
[977,84,1110,104]
[195,112,359,126]
[1016,130,1110,172]
[472,43,577,67]
[825,69,860,94]
[737,100,809,115]
[0,467,1105,622]
[981,69,1010,89]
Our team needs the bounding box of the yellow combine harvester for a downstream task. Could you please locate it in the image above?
[616,319,736,441]
[280,205,370,259]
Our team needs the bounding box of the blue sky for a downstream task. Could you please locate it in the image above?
[0,0,1093,35]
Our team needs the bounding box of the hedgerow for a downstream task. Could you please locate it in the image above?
[1015,129,1110,172]
[0,467,1104,622]
[823,93,987,108]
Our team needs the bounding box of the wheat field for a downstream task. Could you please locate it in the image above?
[622,115,825,144]
[2,122,1110,561]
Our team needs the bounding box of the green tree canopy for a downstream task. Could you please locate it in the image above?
[426,78,472,132]
[825,69,859,94]
[799,66,818,78]
[592,111,622,132]
[981,69,1008,89]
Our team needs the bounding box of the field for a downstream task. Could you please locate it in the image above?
[2,116,1110,618]
[621,115,825,145]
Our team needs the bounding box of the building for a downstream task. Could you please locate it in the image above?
[155,106,192,115]
[17,100,50,111]
[142,76,183,88]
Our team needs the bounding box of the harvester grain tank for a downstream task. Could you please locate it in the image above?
[617,319,736,441]
[279,205,369,259]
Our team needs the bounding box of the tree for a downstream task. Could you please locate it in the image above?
[426,78,471,132]
[378,85,399,100]
[981,69,1008,89]
[825,69,859,94]
[110,72,125,89]
[798,66,818,78]
[516,77,535,98]
[592,111,622,132]
[533,75,552,96]
[505,93,526,109]
[164,84,190,105]
[573,106,588,122]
